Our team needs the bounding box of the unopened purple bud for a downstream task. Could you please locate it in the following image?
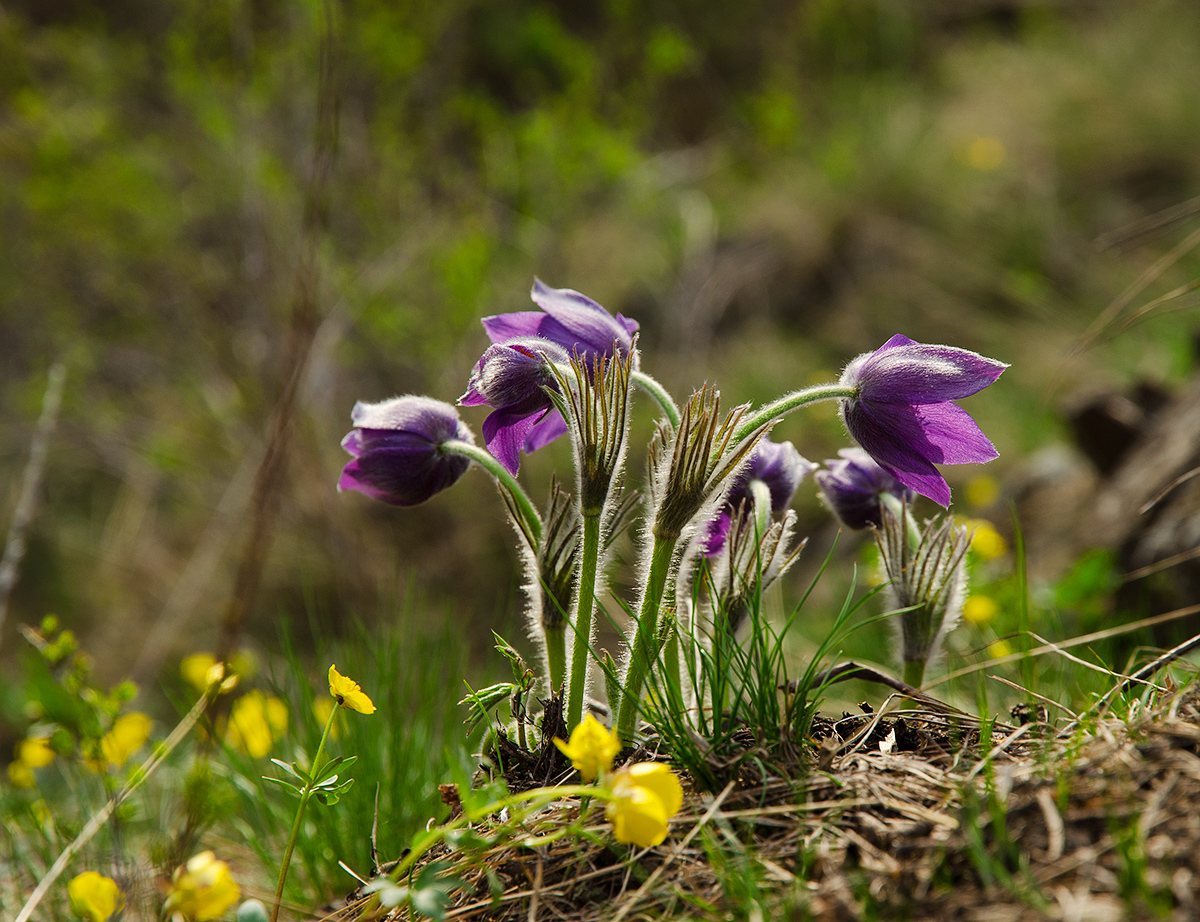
[339,396,473,507]
[815,448,913,530]
[703,439,816,556]
[838,334,1007,507]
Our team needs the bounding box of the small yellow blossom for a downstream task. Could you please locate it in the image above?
[965,474,999,510]
[959,135,1006,171]
[224,691,288,758]
[553,714,621,783]
[963,595,999,627]
[99,712,153,770]
[68,871,124,922]
[987,640,1014,660]
[8,761,35,788]
[312,697,341,740]
[606,762,684,848]
[328,665,376,715]
[957,517,1008,560]
[181,653,239,695]
[165,851,240,922]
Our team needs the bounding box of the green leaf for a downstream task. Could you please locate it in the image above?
[262,776,304,797]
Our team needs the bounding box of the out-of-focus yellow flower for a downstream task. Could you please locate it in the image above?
[328,665,375,715]
[553,714,621,783]
[965,474,999,510]
[8,760,35,788]
[99,713,153,770]
[311,697,341,740]
[959,135,1006,171]
[181,653,218,691]
[165,851,240,922]
[988,640,1014,660]
[957,517,1008,560]
[963,595,999,627]
[606,762,684,848]
[68,871,124,922]
[224,691,288,758]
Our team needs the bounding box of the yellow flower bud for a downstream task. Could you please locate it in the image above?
[68,871,124,922]
[553,714,620,783]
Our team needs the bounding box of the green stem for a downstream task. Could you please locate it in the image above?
[442,440,542,544]
[271,704,338,922]
[903,659,926,689]
[617,535,677,739]
[631,370,681,429]
[568,512,603,729]
[732,384,857,442]
[544,626,566,696]
[389,783,605,883]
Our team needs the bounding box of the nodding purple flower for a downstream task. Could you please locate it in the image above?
[815,448,914,530]
[339,396,474,506]
[459,337,571,476]
[838,334,1007,507]
[703,439,817,556]
[464,281,640,473]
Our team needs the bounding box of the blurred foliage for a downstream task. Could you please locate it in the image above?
[0,0,1198,709]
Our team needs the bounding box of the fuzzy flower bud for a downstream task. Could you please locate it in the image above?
[815,448,914,530]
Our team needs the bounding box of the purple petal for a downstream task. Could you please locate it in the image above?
[341,429,364,457]
[856,341,1008,404]
[529,279,635,356]
[482,406,550,475]
[481,311,548,344]
[841,401,952,506]
[523,410,568,453]
[910,402,999,464]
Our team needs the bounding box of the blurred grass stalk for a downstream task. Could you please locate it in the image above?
[0,361,67,651]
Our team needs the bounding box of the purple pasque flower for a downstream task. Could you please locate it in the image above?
[482,279,639,361]
[459,337,571,475]
[703,438,817,556]
[339,396,474,506]
[815,448,914,530]
[838,334,1007,507]
[465,281,639,473]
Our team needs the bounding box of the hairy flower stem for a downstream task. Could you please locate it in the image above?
[903,659,926,688]
[544,626,566,695]
[733,384,857,443]
[568,512,603,728]
[271,704,337,922]
[442,440,542,543]
[631,370,681,429]
[617,535,676,739]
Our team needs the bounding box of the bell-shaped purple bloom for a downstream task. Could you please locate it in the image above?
[459,337,571,476]
[482,279,639,360]
[704,438,817,556]
[465,281,640,473]
[815,448,914,530]
[838,334,1007,507]
[339,396,474,507]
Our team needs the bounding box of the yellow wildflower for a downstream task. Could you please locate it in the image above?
[958,518,1007,560]
[9,736,55,787]
[965,474,999,510]
[606,762,684,848]
[988,639,1014,660]
[99,713,153,770]
[181,653,218,691]
[963,595,999,627]
[553,714,621,783]
[165,851,240,922]
[328,665,376,715]
[225,691,288,758]
[68,871,124,922]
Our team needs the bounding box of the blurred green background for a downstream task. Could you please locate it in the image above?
[2,0,1199,698]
